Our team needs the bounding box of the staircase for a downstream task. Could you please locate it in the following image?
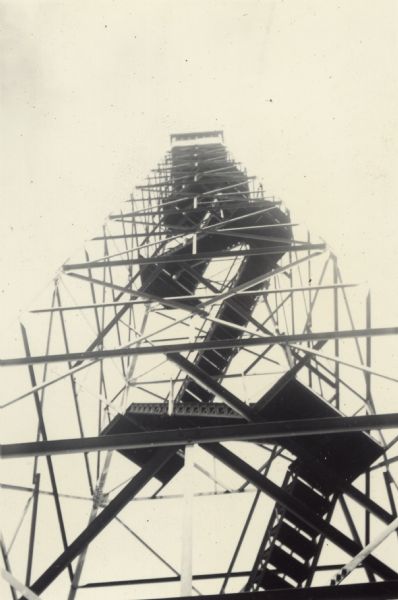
[248,467,335,591]
[101,136,384,588]
[140,140,292,404]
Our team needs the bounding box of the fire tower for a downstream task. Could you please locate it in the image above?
[1,130,398,600]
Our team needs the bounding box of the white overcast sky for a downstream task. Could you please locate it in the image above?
[0,0,397,334]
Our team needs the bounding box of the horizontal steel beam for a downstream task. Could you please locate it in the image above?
[159,581,398,600]
[78,564,353,588]
[135,176,254,190]
[62,244,322,271]
[91,222,298,240]
[111,198,276,219]
[2,327,397,367]
[79,570,252,588]
[3,413,398,459]
[170,129,224,141]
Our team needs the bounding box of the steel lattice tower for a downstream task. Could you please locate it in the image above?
[1,130,398,600]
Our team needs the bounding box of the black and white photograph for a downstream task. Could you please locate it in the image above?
[1,2,398,599]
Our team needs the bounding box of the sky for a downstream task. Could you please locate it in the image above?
[0,0,397,336]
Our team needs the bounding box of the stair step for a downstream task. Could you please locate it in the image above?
[183,381,213,403]
[265,544,310,583]
[273,522,317,561]
[289,479,330,515]
[259,569,294,590]
[198,351,228,372]
[282,510,318,539]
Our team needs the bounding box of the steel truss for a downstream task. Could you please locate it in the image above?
[1,129,398,600]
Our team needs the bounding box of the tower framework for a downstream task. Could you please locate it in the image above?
[1,130,398,600]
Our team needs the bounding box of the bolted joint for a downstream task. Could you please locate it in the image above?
[93,488,109,509]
